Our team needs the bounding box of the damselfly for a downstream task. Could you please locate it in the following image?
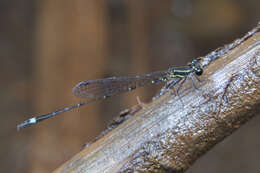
[17,59,203,130]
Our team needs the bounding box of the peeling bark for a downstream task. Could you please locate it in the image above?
[53,23,260,173]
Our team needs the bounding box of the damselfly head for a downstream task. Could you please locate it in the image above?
[191,59,203,76]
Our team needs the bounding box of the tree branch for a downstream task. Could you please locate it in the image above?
[53,23,260,173]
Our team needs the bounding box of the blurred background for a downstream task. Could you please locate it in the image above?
[1,0,260,172]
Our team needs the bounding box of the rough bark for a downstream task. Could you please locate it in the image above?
[53,23,260,173]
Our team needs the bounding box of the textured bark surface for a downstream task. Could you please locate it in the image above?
[53,24,260,173]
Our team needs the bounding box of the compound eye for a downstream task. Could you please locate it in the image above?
[191,59,197,65]
[195,68,203,76]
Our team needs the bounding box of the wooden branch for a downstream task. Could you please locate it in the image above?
[53,23,260,173]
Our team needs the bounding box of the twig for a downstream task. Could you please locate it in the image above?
[53,23,260,173]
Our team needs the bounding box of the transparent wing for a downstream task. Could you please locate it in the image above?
[72,70,170,98]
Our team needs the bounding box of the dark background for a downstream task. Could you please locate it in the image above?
[2,0,260,172]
